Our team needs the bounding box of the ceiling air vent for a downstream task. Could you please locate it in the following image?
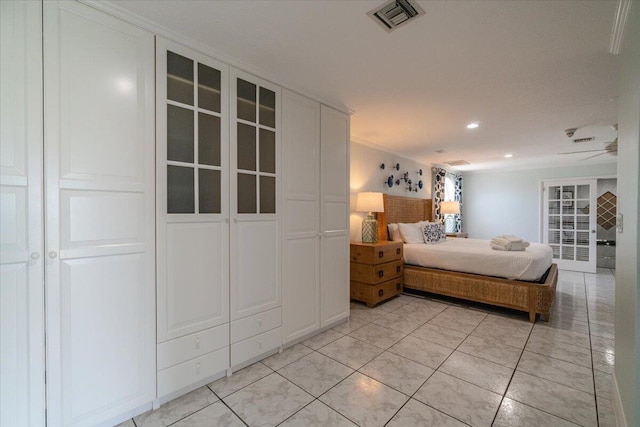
[573,137,596,143]
[444,160,470,167]
[368,0,425,32]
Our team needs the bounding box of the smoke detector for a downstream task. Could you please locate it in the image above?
[368,0,425,32]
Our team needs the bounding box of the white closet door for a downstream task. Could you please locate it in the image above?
[230,69,281,320]
[281,90,320,344]
[44,2,155,426]
[0,1,45,426]
[156,38,230,342]
[320,105,350,327]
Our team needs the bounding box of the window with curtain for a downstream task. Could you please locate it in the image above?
[433,168,463,233]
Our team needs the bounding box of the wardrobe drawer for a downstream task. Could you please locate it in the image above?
[350,242,403,265]
[157,347,228,398]
[231,307,281,344]
[350,259,403,285]
[231,327,281,367]
[158,324,229,370]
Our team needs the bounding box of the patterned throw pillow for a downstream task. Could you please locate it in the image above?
[422,222,445,244]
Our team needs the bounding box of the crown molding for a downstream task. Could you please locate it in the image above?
[609,0,632,54]
[351,136,432,166]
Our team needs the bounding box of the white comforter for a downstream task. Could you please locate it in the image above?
[403,238,553,281]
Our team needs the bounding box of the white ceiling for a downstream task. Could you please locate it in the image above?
[110,0,620,171]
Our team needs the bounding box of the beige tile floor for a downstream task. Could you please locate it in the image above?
[119,268,616,427]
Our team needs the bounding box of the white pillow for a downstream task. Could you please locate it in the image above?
[398,222,425,244]
[422,222,446,244]
[387,223,403,242]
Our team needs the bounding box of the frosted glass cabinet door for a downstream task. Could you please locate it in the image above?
[230,68,281,321]
[156,37,230,343]
[44,2,156,426]
[0,2,45,426]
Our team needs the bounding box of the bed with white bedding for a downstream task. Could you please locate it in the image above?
[403,238,553,281]
[377,194,558,322]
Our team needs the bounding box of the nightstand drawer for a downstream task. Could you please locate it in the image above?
[350,259,403,284]
[350,241,403,265]
[350,278,403,306]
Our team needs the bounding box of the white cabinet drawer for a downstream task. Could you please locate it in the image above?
[231,307,281,344]
[157,347,229,398]
[231,327,281,367]
[158,324,229,370]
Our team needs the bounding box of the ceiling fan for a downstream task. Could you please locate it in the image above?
[558,124,618,160]
[559,139,618,160]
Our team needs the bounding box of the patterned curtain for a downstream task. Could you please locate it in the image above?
[432,167,447,222]
[454,173,463,232]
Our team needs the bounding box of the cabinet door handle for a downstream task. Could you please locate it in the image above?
[48,251,58,259]
[396,283,401,290]
[396,248,401,255]
[378,289,384,297]
[378,251,384,258]
[30,252,40,260]
[396,266,401,273]
[378,271,384,278]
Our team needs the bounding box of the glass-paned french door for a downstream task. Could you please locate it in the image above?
[543,179,597,273]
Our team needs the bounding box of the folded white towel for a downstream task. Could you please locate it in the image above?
[490,238,530,251]
[499,235,524,243]
[491,237,511,247]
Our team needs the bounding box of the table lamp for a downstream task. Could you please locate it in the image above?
[357,192,384,243]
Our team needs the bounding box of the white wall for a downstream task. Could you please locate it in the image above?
[614,3,640,426]
[350,141,431,241]
[462,163,617,242]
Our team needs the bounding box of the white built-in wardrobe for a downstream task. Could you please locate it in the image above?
[0,1,350,426]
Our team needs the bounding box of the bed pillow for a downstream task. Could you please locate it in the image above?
[422,222,446,244]
[398,222,425,244]
[387,223,403,242]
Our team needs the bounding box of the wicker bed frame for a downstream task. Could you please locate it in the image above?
[377,195,557,322]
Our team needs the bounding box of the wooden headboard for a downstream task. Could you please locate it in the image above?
[377,195,433,241]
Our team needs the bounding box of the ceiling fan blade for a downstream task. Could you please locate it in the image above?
[581,152,608,161]
[558,149,606,155]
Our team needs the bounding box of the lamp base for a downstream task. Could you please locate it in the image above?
[362,213,378,243]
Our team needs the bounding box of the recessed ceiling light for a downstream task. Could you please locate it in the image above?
[466,122,479,129]
[504,154,513,158]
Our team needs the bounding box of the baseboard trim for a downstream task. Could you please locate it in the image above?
[612,373,628,427]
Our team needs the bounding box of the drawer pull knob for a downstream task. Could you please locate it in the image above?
[258,340,263,348]
[378,289,384,297]
[195,338,200,348]
[257,318,263,327]
[378,251,384,258]
[196,362,201,372]
[396,248,401,255]
[378,271,384,278]
[396,266,401,273]
[396,283,401,290]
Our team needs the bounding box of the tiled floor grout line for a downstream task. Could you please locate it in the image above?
[583,271,602,427]
[488,318,534,426]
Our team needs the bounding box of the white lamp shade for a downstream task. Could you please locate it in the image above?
[356,192,384,213]
[440,200,460,215]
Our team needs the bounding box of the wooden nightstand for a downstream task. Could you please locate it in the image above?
[446,232,468,238]
[350,241,404,307]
